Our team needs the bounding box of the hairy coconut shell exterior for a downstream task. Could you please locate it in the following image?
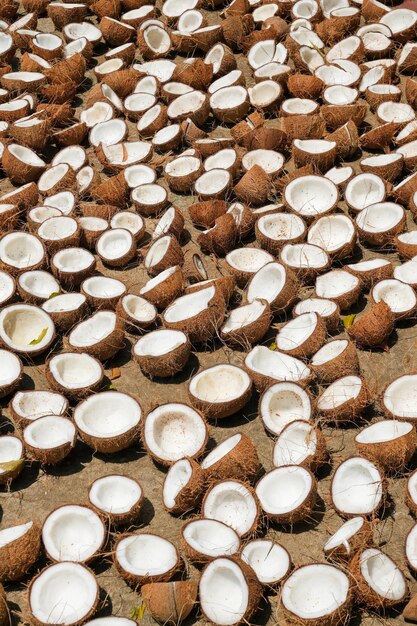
[89,475,143,526]
[313,341,360,383]
[198,214,238,257]
[10,117,51,152]
[172,60,213,91]
[278,314,326,360]
[0,521,41,582]
[93,172,128,208]
[234,165,271,205]
[164,458,205,515]
[142,266,184,310]
[54,122,88,147]
[356,425,416,474]
[188,199,227,228]
[0,584,7,626]
[287,74,324,100]
[142,580,198,625]
[293,141,336,173]
[281,114,325,142]
[68,319,125,362]
[350,550,409,609]
[1,182,38,211]
[325,121,359,161]
[45,298,89,333]
[134,336,190,378]
[348,301,394,348]
[395,234,417,259]
[146,235,183,276]
[2,146,45,185]
[221,299,271,348]
[319,378,369,423]
[324,519,374,563]
[202,434,260,483]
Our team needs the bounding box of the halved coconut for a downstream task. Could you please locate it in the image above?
[245,346,312,392]
[325,165,354,188]
[63,21,102,43]
[181,519,240,563]
[248,39,287,69]
[0,520,40,582]
[345,173,386,212]
[96,228,136,268]
[311,339,359,383]
[42,504,105,563]
[144,234,182,276]
[356,202,405,246]
[395,231,417,260]
[133,329,190,378]
[324,517,373,562]
[273,421,326,472]
[167,90,209,126]
[293,297,340,333]
[0,435,24,485]
[318,375,368,423]
[68,310,124,361]
[163,458,205,515]
[143,403,207,465]
[188,364,252,420]
[280,243,330,283]
[28,562,99,626]
[382,374,417,422]
[23,415,76,465]
[10,390,68,428]
[124,163,156,189]
[46,352,103,400]
[89,474,143,526]
[0,303,55,356]
[256,465,316,524]
[241,539,290,586]
[152,206,184,241]
[351,548,408,609]
[259,382,312,436]
[275,312,326,359]
[354,420,416,474]
[225,248,274,288]
[202,480,259,537]
[0,349,22,399]
[199,557,262,626]
[81,101,114,128]
[18,270,60,305]
[220,299,271,348]
[346,258,393,288]
[115,533,180,586]
[2,143,45,184]
[331,457,384,517]
[0,231,45,275]
[165,155,203,193]
[201,433,260,483]
[115,293,156,333]
[307,214,356,260]
[89,119,127,148]
[51,247,96,288]
[247,262,298,314]
[256,212,306,254]
[0,271,15,309]
[315,269,361,310]
[74,391,141,454]
[84,619,136,626]
[210,86,249,123]
[81,276,126,310]
[371,278,417,319]
[281,564,352,626]
[37,215,80,255]
[284,175,338,221]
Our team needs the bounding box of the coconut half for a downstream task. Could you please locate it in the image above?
[355,420,416,473]
[273,421,326,472]
[46,352,104,400]
[284,175,338,220]
[133,328,190,378]
[181,519,240,563]
[0,349,22,399]
[10,390,68,427]
[23,416,76,465]
[68,310,124,361]
[202,480,259,537]
[352,548,408,608]
[115,533,179,586]
[245,346,312,392]
[331,457,384,517]
[0,303,55,356]
[188,364,252,419]
[241,539,291,586]
[324,517,372,562]
[256,465,316,524]
[89,475,143,526]
[163,457,205,515]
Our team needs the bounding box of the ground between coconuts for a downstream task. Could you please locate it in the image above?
[1,11,417,626]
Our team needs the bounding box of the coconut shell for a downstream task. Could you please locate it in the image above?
[78,417,140,455]
[395,234,417,259]
[293,141,336,173]
[287,74,324,100]
[202,434,260,483]
[89,475,143,526]
[361,155,403,183]
[36,103,74,127]
[350,550,408,609]
[313,341,359,383]
[172,60,213,91]
[91,0,120,17]
[2,146,45,185]
[198,214,238,257]
[141,580,198,625]
[231,111,264,144]
[241,126,287,152]
[259,466,317,525]
[319,377,369,423]
[0,203,19,232]
[188,199,227,229]
[359,122,398,151]
[24,429,75,465]
[221,299,271,348]
[202,480,260,536]
[234,165,271,205]
[222,15,253,50]
[45,354,103,401]
[164,458,205,515]
[68,319,125,362]
[185,275,236,304]
[278,314,326,360]
[146,235,183,277]
[92,172,128,208]
[189,359,253,415]
[348,301,394,348]
[355,424,416,474]
[0,182,38,210]
[142,266,184,310]
[281,114,325,142]
[0,521,41,582]
[48,2,88,27]
[324,121,359,161]
[54,121,87,147]
[45,297,89,333]
[325,519,373,563]
[134,336,191,378]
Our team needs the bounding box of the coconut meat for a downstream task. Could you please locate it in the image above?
[332,457,383,515]
[318,375,362,410]
[360,548,407,601]
[316,270,359,300]
[0,349,21,387]
[12,390,67,421]
[144,403,206,463]
[226,248,273,273]
[24,415,75,451]
[356,203,404,234]
[222,300,267,334]
[82,276,125,300]
[116,534,177,576]
[285,176,338,217]
[164,286,215,323]
[383,374,417,419]
[356,420,412,444]
[324,517,365,555]
[345,174,385,211]
[121,294,156,323]
[273,421,317,466]
[200,558,250,626]
[245,346,311,384]
[260,382,312,434]
[241,539,290,584]
[74,392,141,439]
[183,519,240,558]
[294,298,337,319]
[247,262,288,304]
[308,215,355,253]
[163,458,193,509]
[49,353,102,390]
[190,365,250,405]
[257,213,305,242]
[203,480,257,536]
[135,329,186,357]
[256,466,312,515]
[372,279,416,315]
[0,304,54,353]
[53,248,94,273]
[276,312,320,351]
[69,311,117,348]
[19,271,59,300]
[42,504,104,562]
[0,520,32,548]
[97,229,133,260]
[201,434,243,470]
[0,232,44,270]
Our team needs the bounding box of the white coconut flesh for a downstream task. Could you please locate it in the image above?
[0,232,45,270]
[324,517,365,555]
[345,174,385,212]
[360,548,407,601]
[200,558,252,626]
[242,149,284,176]
[144,403,206,463]
[49,353,102,390]
[152,207,178,239]
[260,382,312,435]
[24,415,75,452]
[116,533,177,577]
[362,152,402,171]
[202,481,258,536]
[162,458,195,509]
[64,21,102,42]
[85,619,136,626]
[347,258,390,275]
[248,81,282,109]
[12,390,67,422]
[0,270,22,305]
[69,311,117,348]
[52,146,86,172]
[226,247,274,274]
[164,286,216,324]
[0,304,54,353]
[393,259,417,286]
[316,270,359,301]
[29,207,62,226]
[293,139,336,159]
[247,262,290,305]
[308,215,355,253]
[273,421,318,467]
[281,564,350,620]
[282,98,317,116]
[0,520,33,548]
[53,248,94,273]
[241,539,290,584]
[152,125,181,148]
[209,70,243,94]
[42,505,105,562]
[378,102,415,124]
[195,169,231,196]
[82,276,125,301]
[38,216,78,243]
[103,142,151,167]
[124,164,155,189]
[201,434,247,471]
[257,213,305,243]
[356,203,404,235]
[222,300,268,334]
[312,339,349,367]
[210,86,248,112]
[276,312,320,352]
[63,37,89,58]
[204,149,237,173]
[90,475,142,515]
[247,40,287,69]
[135,60,175,83]
[406,524,417,572]
[97,229,134,261]
[140,265,179,294]
[294,297,337,320]
[190,365,251,406]
[19,271,59,300]
[326,36,362,62]
[74,392,141,440]
[383,374,417,419]
[356,420,412,446]
[134,75,159,96]
[318,375,363,411]
[0,436,23,475]
[29,562,98,625]
[118,295,155,325]
[281,244,329,271]
[326,166,354,186]
[165,156,201,180]
[256,466,313,516]
[177,9,204,32]
[316,60,361,87]
[7,143,45,168]
[245,346,311,385]
[0,100,28,116]
[0,349,21,388]
[125,92,156,116]
[134,329,186,358]
[183,519,240,558]
[397,231,417,247]
[332,457,383,515]
[90,119,127,148]
[79,217,108,236]
[252,3,278,23]
[285,176,338,217]
[95,58,124,77]
[45,192,75,216]
[372,279,416,315]
[144,235,174,270]
[254,62,291,81]
[81,102,114,128]
[167,91,207,120]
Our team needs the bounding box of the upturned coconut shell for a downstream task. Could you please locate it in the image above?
[92,172,128,207]
[11,114,51,151]
[355,424,417,474]
[325,121,359,160]
[188,199,227,228]
[198,214,238,257]
[287,74,324,99]
[163,458,205,515]
[281,114,325,142]
[234,165,271,205]
[0,521,41,582]
[359,122,398,151]
[172,60,213,91]
[324,519,373,563]
[313,341,359,383]
[202,434,260,483]
[350,550,409,609]
[141,580,198,625]
[348,301,394,348]
[134,335,191,378]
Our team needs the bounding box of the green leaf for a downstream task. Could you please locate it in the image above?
[341,314,357,329]
[131,603,146,620]
[29,328,48,345]
[268,342,277,351]
[108,383,117,390]
[49,292,60,299]
[309,40,325,58]
[0,459,24,473]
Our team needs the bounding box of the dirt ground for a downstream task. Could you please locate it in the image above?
[1,4,417,626]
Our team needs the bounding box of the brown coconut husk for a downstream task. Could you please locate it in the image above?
[355,424,417,474]
[182,249,207,284]
[40,80,78,105]
[146,235,184,276]
[313,340,360,383]
[91,0,120,18]
[2,146,45,185]
[142,580,198,625]
[319,377,369,423]
[325,121,359,160]
[230,111,264,144]
[278,314,327,360]
[24,427,76,465]
[92,172,128,207]
[172,59,213,91]
[234,165,271,205]
[163,458,205,515]
[287,74,324,100]
[0,0,18,20]
[292,140,336,172]
[201,433,260,482]
[324,519,374,563]
[221,299,271,348]
[222,14,254,50]
[395,234,417,259]
[350,550,409,609]
[242,126,288,152]
[359,122,398,151]
[0,182,38,210]
[68,319,125,362]
[0,203,19,232]
[45,297,89,333]
[188,199,227,229]
[0,100,29,124]
[365,86,401,112]
[10,114,50,151]
[36,102,74,126]
[134,334,190,378]
[281,114,325,142]
[79,202,119,221]
[20,52,48,73]
[53,121,87,147]
[48,2,88,27]
[185,275,236,304]
[321,103,367,131]
[0,521,41,582]
[100,17,135,47]
[198,213,238,257]
[346,260,393,288]
[361,155,403,183]
[141,266,184,310]
[348,301,394,348]
[181,119,207,146]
